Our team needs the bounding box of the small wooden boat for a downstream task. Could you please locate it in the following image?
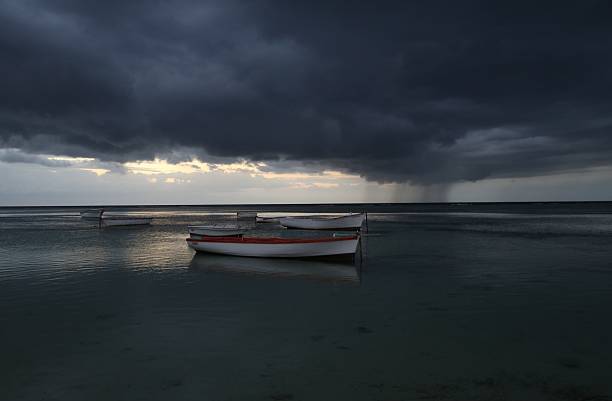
[101,216,153,227]
[187,234,360,258]
[279,213,366,230]
[188,225,246,237]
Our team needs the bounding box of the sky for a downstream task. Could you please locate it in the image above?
[1,0,612,205]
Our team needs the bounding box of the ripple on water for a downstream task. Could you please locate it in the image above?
[1,207,612,400]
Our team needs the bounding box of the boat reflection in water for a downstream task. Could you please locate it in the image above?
[189,253,360,284]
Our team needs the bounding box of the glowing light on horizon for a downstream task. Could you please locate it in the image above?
[47,156,96,162]
[259,169,360,181]
[80,168,110,176]
[122,158,356,187]
[124,159,210,175]
[12,150,363,192]
[211,161,264,174]
[288,182,340,189]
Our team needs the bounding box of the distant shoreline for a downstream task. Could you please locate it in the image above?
[1,201,612,209]
[1,201,611,216]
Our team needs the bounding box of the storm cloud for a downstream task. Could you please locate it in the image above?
[1,0,611,184]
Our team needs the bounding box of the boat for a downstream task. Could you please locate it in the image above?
[237,211,257,219]
[101,216,153,227]
[188,225,247,237]
[256,216,281,224]
[81,208,152,227]
[80,209,103,219]
[189,253,359,283]
[279,213,366,230]
[186,234,360,258]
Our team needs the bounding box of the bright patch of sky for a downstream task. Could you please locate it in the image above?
[1,153,612,205]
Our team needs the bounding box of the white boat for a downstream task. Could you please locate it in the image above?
[237,211,257,219]
[279,213,366,230]
[188,225,246,237]
[81,208,152,227]
[101,216,153,227]
[80,209,104,219]
[256,216,281,224]
[187,234,360,258]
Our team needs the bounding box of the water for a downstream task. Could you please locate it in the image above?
[1,204,612,400]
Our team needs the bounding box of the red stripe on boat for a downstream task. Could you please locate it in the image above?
[186,235,358,244]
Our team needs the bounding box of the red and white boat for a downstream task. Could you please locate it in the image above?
[279,213,366,230]
[186,234,360,258]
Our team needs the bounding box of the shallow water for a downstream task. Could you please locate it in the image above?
[1,204,612,400]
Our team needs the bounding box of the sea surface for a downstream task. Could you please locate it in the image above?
[1,203,612,401]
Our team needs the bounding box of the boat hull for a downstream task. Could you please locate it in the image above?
[279,213,365,230]
[187,236,359,258]
[256,216,280,224]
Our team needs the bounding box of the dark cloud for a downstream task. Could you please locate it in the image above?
[1,0,611,183]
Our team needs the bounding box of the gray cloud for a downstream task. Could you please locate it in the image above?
[0,148,128,174]
[1,0,611,184]
[0,148,71,167]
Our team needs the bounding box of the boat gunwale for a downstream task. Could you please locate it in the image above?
[186,235,359,244]
[188,225,245,230]
[102,216,153,221]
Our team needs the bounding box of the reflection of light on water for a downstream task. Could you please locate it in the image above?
[121,211,238,218]
[189,254,360,284]
[122,230,192,272]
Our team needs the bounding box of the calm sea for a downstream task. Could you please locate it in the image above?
[1,203,611,400]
